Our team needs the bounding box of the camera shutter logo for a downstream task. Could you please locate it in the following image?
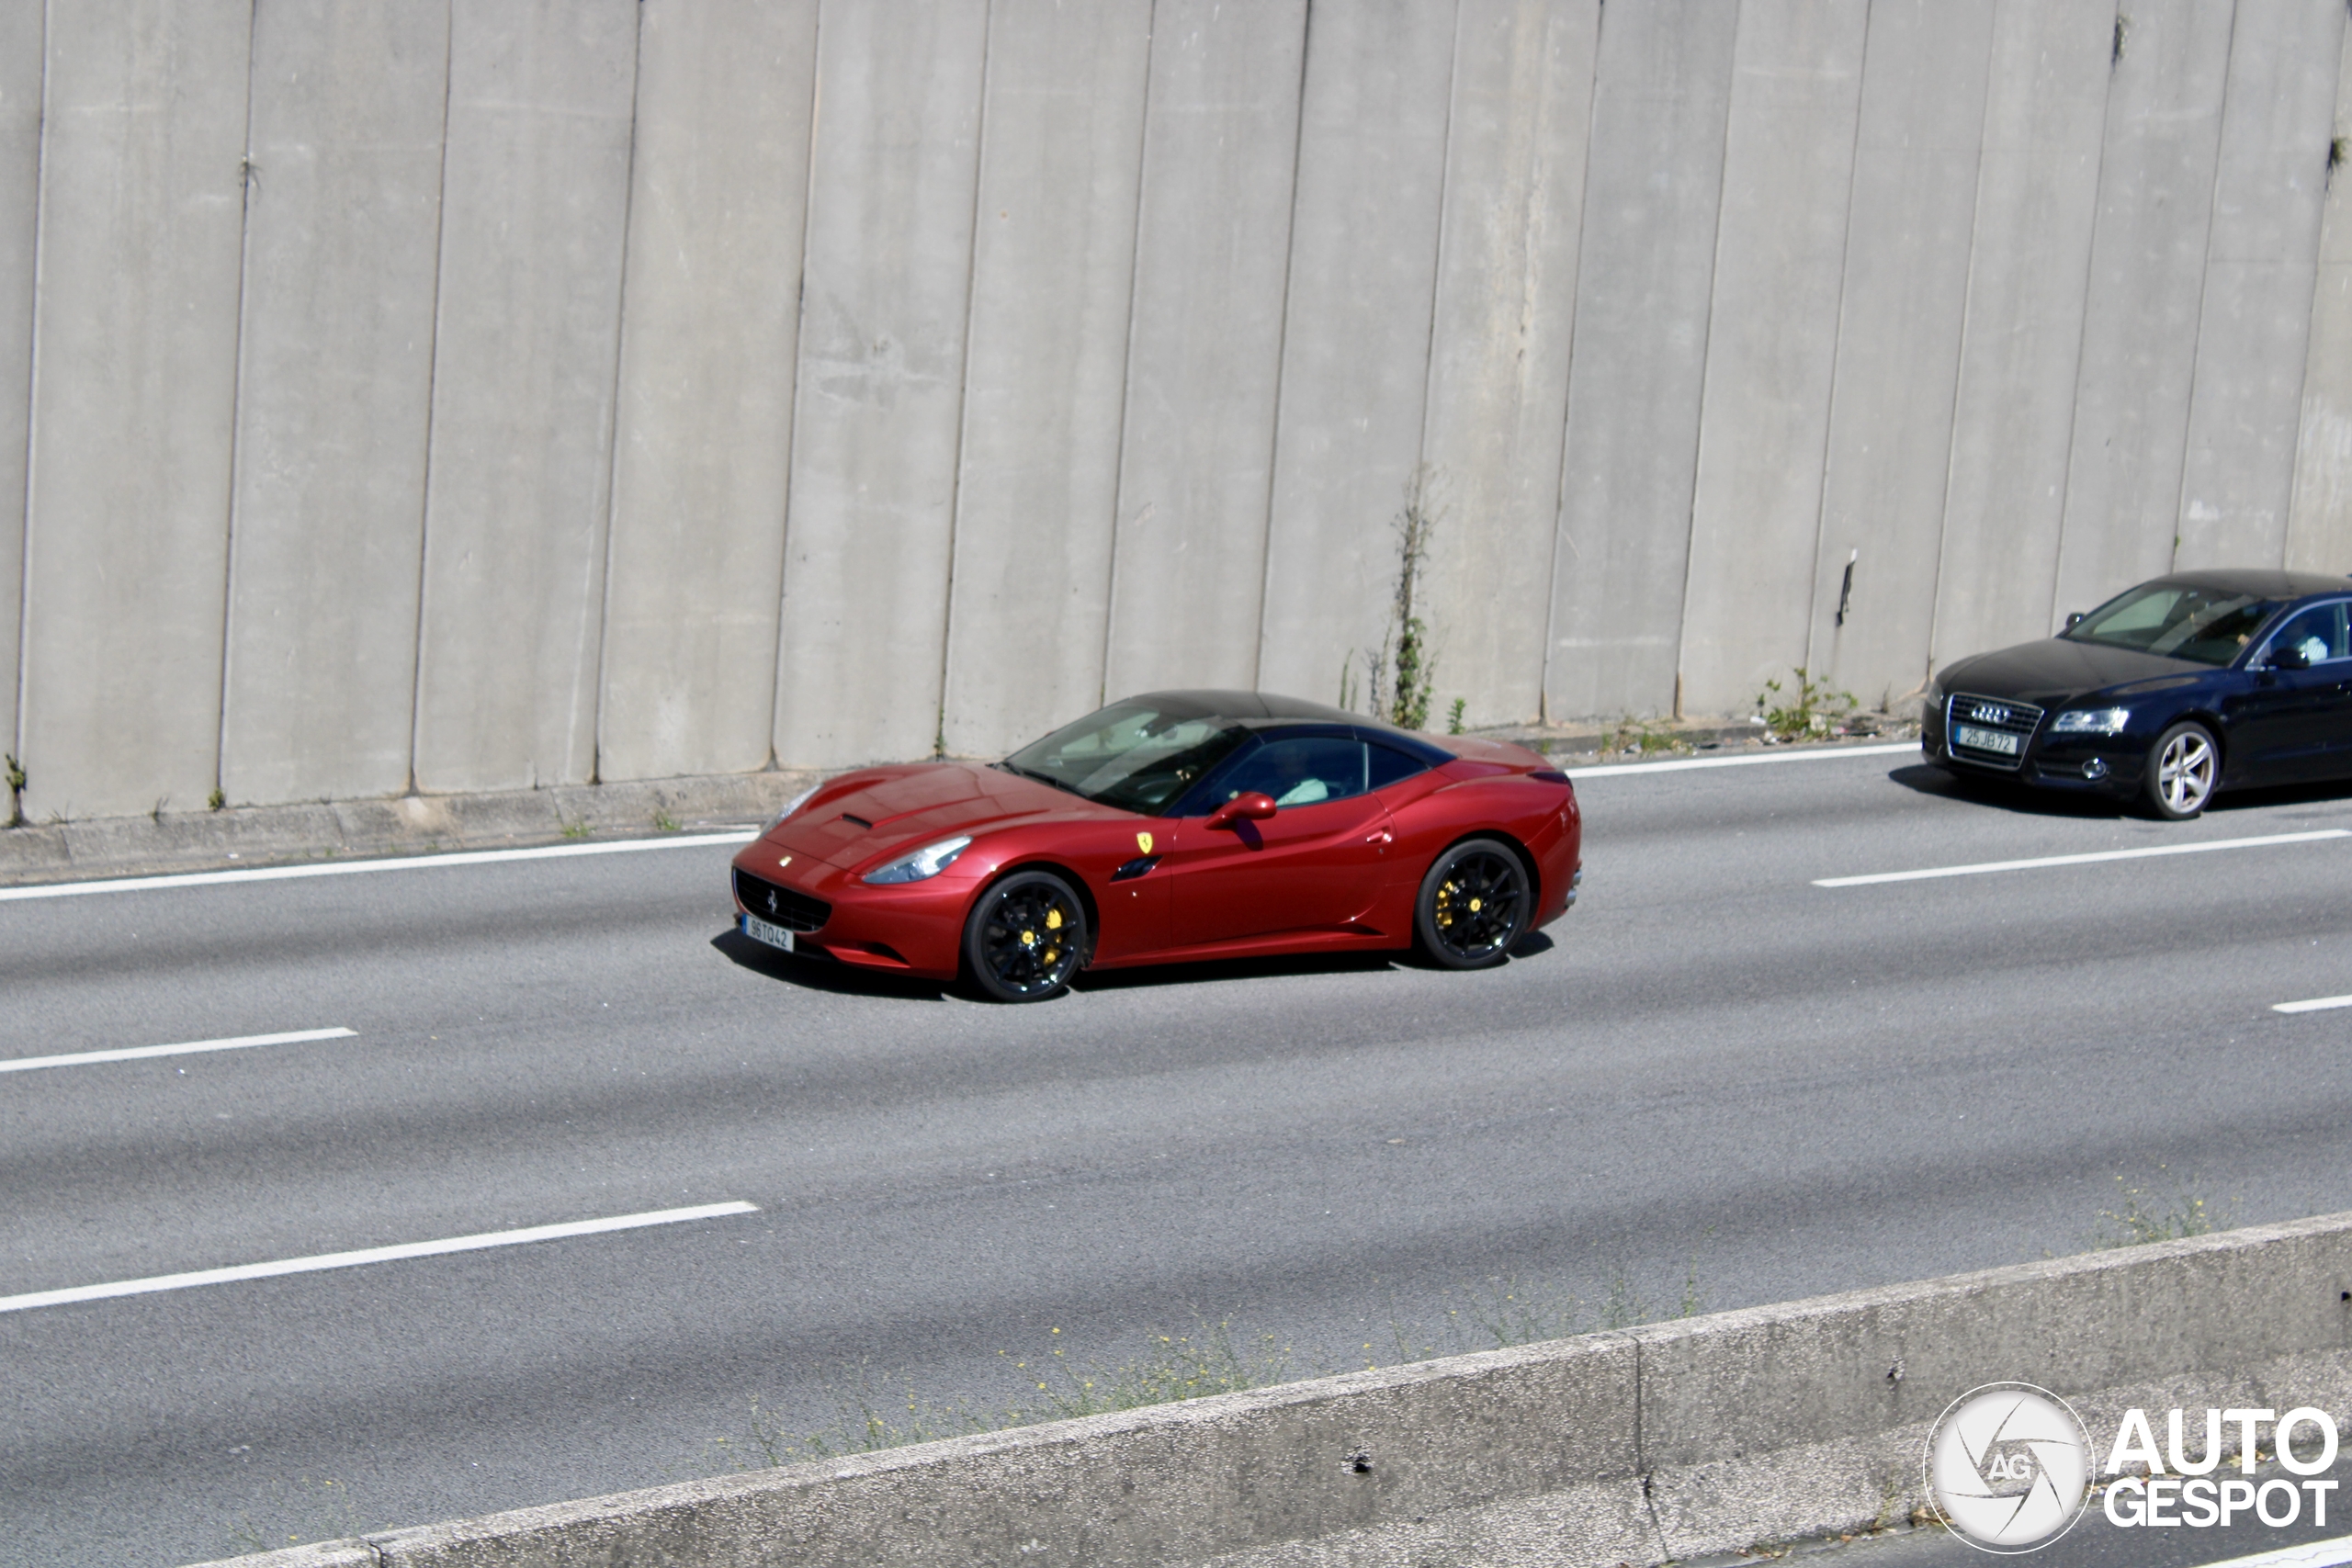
[1925,1382,2093,1552]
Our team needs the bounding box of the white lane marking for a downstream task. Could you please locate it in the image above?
[0,830,759,903]
[1570,741,1916,778]
[0,1201,761,1315]
[2276,994,2352,1014]
[2189,1536,2352,1568]
[0,1027,356,1075]
[1814,829,2351,887]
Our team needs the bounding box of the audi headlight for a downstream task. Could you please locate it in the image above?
[762,785,819,835]
[863,835,973,886]
[2052,707,2132,735]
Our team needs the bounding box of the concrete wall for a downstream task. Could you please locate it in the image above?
[596,0,819,784]
[0,2,40,787]
[938,0,1151,755]
[1928,0,2113,669]
[197,1210,2352,1568]
[2289,11,2352,571]
[1101,0,1306,703]
[9,0,2352,820]
[410,0,637,795]
[219,0,449,807]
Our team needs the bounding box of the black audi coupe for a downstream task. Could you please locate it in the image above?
[1922,570,2352,819]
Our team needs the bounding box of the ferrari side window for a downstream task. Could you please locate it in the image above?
[1365,742,1427,791]
[1215,738,1368,807]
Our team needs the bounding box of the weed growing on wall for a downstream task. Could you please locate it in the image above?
[2091,1168,2231,1249]
[1753,668,1856,741]
[1603,715,1690,759]
[1386,468,1438,730]
[1446,697,1466,735]
[1344,468,1443,729]
[3,753,22,827]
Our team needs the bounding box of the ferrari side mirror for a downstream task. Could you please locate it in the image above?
[1205,792,1278,830]
[2064,611,2085,630]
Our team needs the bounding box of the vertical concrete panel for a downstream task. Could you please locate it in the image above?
[2286,17,2352,571]
[1805,0,1995,709]
[938,0,1150,756]
[772,0,988,769]
[0,4,40,771]
[218,1,449,807]
[2050,0,2233,615]
[1101,1,1308,701]
[1256,0,1459,711]
[1675,0,1868,717]
[1544,0,1738,720]
[1419,0,1600,731]
[597,0,818,782]
[18,0,251,820]
[2175,0,2345,570]
[1929,0,2113,668]
[412,0,637,794]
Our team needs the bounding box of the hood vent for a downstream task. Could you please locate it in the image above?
[840,813,873,828]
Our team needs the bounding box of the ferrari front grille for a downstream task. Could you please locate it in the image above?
[733,868,831,933]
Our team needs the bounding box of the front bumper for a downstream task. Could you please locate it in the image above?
[1920,702,2144,798]
[729,841,974,979]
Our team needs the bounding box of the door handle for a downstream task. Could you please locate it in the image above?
[1365,828,1393,845]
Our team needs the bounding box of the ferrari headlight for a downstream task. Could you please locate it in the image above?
[2052,707,2132,735]
[763,785,819,835]
[863,835,973,886]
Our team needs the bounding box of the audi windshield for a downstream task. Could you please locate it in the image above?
[2063,582,2281,667]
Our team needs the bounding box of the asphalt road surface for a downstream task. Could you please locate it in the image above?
[7,745,2352,1567]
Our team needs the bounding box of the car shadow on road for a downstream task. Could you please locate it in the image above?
[1071,930,1556,995]
[1885,761,2352,820]
[714,928,1558,1003]
[710,929,954,1001]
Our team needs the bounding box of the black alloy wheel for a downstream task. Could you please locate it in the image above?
[2143,719,2220,820]
[964,870,1088,1001]
[1415,838,1530,970]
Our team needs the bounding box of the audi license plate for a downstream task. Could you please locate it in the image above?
[1953,724,2020,756]
[741,912,796,953]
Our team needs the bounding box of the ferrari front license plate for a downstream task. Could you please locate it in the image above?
[1953,724,2020,756]
[741,913,796,953]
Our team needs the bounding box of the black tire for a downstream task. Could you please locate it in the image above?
[1414,838,1530,970]
[963,870,1088,1001]
[2143,720,2219,820]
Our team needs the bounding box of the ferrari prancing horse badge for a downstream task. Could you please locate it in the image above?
[1135,831,1154,855]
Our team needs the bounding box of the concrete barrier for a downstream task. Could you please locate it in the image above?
[6,1,2352,818]
[194,1211,2352,1567]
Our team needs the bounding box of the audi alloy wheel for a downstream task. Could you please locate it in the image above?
[2144,720,2219,820]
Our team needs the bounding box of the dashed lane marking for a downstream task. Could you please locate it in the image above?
[1814,829,2351,888]
[0,1201,762,1314]
[0,831,760,903]
[0,1027,356,1075]
[1569,741,1917,778]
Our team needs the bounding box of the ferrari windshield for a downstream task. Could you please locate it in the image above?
[2064,582,2281,667]
[1001,702,1250,815]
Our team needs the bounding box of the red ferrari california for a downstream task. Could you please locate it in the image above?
[729,691,1582,1000]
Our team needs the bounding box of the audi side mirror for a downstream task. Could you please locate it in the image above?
[1205,792,1278,830]
[2064,611,2085,630]
[2268,643,2312,671]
